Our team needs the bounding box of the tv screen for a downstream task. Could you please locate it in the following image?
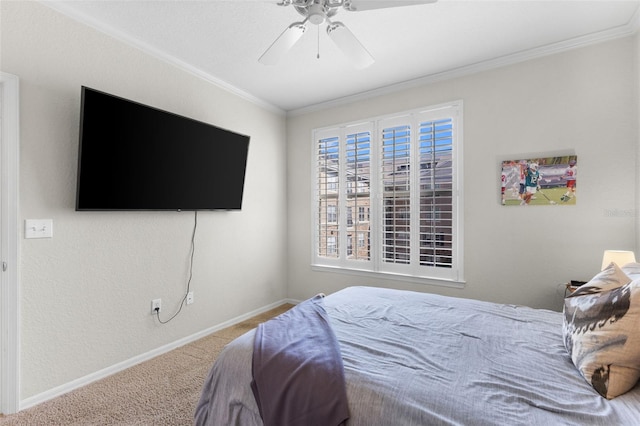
[76,86,250,211]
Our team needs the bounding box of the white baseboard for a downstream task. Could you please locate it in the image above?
[20,298,297,411]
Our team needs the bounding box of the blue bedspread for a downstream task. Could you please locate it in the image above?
[250,295,349,426]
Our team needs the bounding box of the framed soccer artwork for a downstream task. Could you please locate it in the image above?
[501,155,577,206]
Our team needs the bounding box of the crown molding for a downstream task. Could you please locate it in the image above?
[288,15,640,117]
[40,1,286,116]
[40,1,639,118]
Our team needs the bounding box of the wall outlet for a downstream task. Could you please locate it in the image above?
[151,299,161,314]
[186,292,194,305]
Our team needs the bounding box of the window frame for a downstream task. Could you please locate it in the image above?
[311,101,464,288]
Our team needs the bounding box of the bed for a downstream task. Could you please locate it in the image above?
[195,279,640,425]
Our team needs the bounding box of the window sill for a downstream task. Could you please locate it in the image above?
[310,264,466,289]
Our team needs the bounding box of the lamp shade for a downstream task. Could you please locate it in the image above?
[601,250,636,270]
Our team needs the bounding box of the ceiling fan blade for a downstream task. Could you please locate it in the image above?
[327,21,374,69]
[343,0,437,12]
[259,21,308,65]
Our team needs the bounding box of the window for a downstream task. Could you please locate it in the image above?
[327,205,337,223]
[358,206,367,222]
[326,236,337,256]
[313,101,463,285]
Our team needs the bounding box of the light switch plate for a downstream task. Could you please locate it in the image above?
[25,219,53,239]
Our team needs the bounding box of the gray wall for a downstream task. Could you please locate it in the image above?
[2,2,288,400]
[287,36,638,312]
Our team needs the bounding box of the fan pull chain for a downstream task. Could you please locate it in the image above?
[317,25,320,59]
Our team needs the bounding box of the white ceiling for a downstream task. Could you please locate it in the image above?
[46,0,640,113]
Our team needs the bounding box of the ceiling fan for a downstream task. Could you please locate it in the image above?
[259,0,437,69]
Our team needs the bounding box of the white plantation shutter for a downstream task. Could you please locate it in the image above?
[380,120,412,266]
[418,117,454,269]
[315,124,372,267]
[316,133,340,259]
[345,130,371,262]
[313,102,462,285]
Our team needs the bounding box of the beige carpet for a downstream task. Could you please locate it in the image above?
[0,304,293,425]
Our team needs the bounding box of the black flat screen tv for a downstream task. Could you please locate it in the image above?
[76,86,250,211]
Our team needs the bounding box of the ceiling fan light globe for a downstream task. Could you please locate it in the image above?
[308,3,326,24]
[309,13,325,25]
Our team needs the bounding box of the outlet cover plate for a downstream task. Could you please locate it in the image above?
[151,299,161,314]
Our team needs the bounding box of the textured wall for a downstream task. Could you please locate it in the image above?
[287,36,638,312]
[1,2,288,400]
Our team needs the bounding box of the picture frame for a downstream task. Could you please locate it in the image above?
[501,155,577,206]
